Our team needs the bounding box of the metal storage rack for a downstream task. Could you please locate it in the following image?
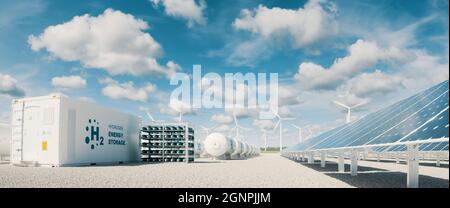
[140,122,195,163]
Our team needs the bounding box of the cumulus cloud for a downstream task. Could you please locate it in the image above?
[253,119,276,130]
[278,85,302,106]
[51,75,87,89]
[295,39,412,90]
[150,0,206,27]
[28,8,180,78]
[99,77,156,102]
[214,124,231,132]
[210,113,233,124]
[0,73,25,97]
[233,0,338,48]
[401,50,449,86]
[159,98,194,118]
[225,38,273,67]
[343,70,405,96]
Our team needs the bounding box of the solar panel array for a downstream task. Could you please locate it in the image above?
[286,80,449,152]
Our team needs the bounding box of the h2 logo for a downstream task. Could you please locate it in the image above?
[85,119,104,150]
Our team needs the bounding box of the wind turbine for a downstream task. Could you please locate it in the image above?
[333,100,367,123]
[260,128,268,152]
[272,110,296,152]
[230,114,251,140]
[140,107,165,123]
[291,124,302,143]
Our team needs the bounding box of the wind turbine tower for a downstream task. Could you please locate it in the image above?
[273,111,296,152]
[292,124,302,143]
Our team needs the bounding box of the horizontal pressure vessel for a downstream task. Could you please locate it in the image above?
[204,133,235,157]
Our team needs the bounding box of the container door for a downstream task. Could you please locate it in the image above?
[22,105,41,162]
[11,101,24,163]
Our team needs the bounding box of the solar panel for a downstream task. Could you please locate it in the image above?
[286,80,449,152]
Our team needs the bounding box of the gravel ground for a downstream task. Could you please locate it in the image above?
[0,154,447,188]
[0,154,351,188]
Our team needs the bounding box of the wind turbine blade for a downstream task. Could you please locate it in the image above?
[333,100,350,109]
[273,120,280,130]
[233,114,238,126]
[291,124,300,129]
[351,101,368,109]
[145,111,156,122]
[269,107,281,119]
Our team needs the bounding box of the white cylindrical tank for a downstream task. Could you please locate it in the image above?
[230,138,243,157]
[204,133,235,157]
[0,123,11,159]
[243,143,251,157]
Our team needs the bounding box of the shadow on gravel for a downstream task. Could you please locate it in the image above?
[419,162,449,168]
[325,171,449,188]
[293,160,386,172]
[362,159,407,164]
[351,159,448,168]
[289,159,449,188]
[193,161,223,164]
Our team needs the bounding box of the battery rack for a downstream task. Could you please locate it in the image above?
[141,123,195,163]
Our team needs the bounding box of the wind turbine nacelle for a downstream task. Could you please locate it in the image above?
[204,133,236,157]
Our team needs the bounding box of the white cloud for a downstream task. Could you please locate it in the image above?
[169,98,193,114]
[278,106,295,118]
[159,105,179,117]
[295,39,412,90]
[343,70,405,96]
[225,38,273,67]
[400,50,449,91]
[0,0,46,28]
[151,0,206,27]
[99,77,156,102]
[233,0,338,48]
[214,124,231,132]
[0,73,25,97]
[210,114,233,124]
[278,85,302,106]
[77,97,96,103]
[51,75,87,89]
[253,119,275,130]
[28,8,180,78]
[159,98,193,117]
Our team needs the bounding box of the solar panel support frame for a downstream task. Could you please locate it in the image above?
[407,144,419,188]
[350,149,358,176]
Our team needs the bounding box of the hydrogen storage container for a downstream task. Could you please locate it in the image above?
[0,123,11,160]
[10,93,141,167]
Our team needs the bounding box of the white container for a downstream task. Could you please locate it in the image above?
[0,123,11,160]
[10,93,141,167]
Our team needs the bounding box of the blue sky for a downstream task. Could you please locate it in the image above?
[0,0,448,147]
